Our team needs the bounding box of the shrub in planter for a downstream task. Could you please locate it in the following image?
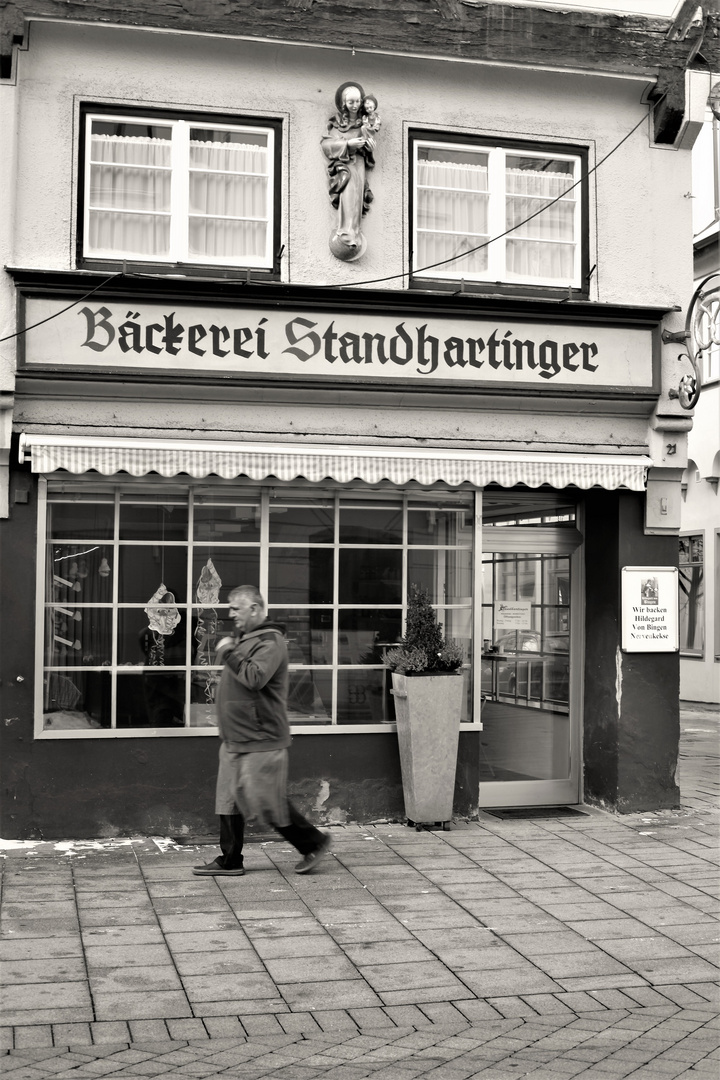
[385,584,463,675]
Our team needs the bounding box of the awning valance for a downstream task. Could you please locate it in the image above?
[18,434,651,491]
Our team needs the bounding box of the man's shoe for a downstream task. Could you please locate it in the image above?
[294,833,332,874]
[192,858,245,877]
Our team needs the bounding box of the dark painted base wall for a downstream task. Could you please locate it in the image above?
[583,490,680,813]
[0,469,480,838]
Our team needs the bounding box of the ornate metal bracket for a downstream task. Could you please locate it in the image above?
[663,272,719,410]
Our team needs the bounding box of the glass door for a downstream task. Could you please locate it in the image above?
[477,502,582,807]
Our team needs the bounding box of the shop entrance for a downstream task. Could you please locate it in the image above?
[477,493,582,807]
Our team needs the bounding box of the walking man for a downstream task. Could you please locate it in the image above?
[193,584,332,877]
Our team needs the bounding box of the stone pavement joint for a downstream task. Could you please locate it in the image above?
[1,703,718,1077]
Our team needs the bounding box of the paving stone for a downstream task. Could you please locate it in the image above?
[348,1007,400,1029]
[83,944,176,971]
[11,1027,54,1049]
[0,938,83,962]
[193,998,287,1016]
[658,985,719,1007]
[92,991,192,1022]
[685,984,720,1006]
[81,925,166,947]
[90,1021,131,1043]
[621,986,676,1008]
[172,949,266,977]
[250,934,343,961]
[486,997,539,1018]
[416,1002,469,1026]
[277,1012,323,1035]
[182,971,280,1003]
[127,1020,171,1041]
[201,1015,246,1039]
[305,1010,359,1034]
[165,1018,209,1040]
[240,1013,286,1036]
[381,1005,431,1028]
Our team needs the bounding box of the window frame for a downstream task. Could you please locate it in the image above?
[409,129,589,297]
[77,104,282,277]
[679,530,705,658]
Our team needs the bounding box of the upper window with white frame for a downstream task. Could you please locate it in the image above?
[80,110,280,271]
[411,134,586,292]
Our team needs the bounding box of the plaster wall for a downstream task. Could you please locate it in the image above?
[13,391,654,456]
[9,22,694,308]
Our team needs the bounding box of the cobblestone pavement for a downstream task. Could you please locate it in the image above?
[1,704,718,1077]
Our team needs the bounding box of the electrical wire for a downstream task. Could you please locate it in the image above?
[0,104,654,342]
[0,271,121,343]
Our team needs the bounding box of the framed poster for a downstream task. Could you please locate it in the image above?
[621,567,679,652]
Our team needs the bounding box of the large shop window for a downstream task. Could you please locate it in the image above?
[411,134,585,290]
[80,111,278,269]
[40,484,475,736]
[679,533,705,656]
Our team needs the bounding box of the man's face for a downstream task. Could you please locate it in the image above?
[229,596,263,634]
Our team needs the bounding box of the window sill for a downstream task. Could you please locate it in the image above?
[77,259,280,282]
[34,722,485,739]
[408,278,589,302]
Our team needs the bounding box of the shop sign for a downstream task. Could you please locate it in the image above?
[21,295,655,390]
[494,601,532,630]
[621,567,679,652]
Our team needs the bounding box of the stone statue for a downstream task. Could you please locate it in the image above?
[321,82,380,261]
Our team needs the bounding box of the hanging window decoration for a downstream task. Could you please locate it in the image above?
[194,558,222,702]
[144,583,181,665]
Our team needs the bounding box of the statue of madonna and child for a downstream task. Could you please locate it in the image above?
[321,82,382,261]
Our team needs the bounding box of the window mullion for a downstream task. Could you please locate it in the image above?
[170,121,189,262]
[487,148,505,281]
[111,489,120,729]
[259,489,270,601]
[332,492,340,725]
[186,491,195,728]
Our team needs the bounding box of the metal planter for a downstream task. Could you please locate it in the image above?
[391,671,464,825]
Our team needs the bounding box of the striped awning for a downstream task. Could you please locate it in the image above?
[18,434,651,491]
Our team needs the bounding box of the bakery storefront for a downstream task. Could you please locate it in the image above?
[4,276,676,837]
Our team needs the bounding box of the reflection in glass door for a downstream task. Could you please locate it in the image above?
[478,517,582,807]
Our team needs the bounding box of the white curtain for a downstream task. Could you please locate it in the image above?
[89,134,171,257]
[416,158,576,281]
[88,131,269,261]
[189,139,269,259]
[416,159,489,274]
[506,168,575,280]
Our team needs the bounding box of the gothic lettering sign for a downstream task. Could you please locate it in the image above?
[621,567,679,653]
[21,295,656,390]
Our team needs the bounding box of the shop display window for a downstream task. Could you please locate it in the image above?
[40,483,475,736]
[411,134,585,291]
[80,110,279,271]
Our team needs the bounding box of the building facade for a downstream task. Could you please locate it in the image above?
[1,2,717,838]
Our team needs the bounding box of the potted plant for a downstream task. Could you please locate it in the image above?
[385,584,465,829]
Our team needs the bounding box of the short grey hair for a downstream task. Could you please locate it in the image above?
[228,584,265,608]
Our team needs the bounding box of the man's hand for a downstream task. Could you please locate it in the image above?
[215,636,236,659]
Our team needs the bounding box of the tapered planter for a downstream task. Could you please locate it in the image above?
[391,671,464,824]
